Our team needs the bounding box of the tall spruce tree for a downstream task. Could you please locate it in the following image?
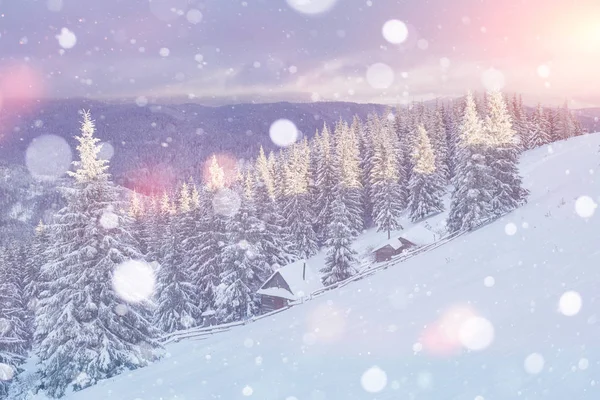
[528,103,551,148]
[485,90,529,216]
[335,119,364,236]
[215,189,270,322]
[408,125,445,221]
[282,140,318,258]
[182,166,226,318]
[153,218,201,333]
[447,92,494,232]
[0,244,29,397]
[320,196,358,286]
[34,111,160,398]
[153,185,201,333]
[253,147,294,268]
[313,123,338,243]
[431,103,450,181]
[370,114,404,239]
[558,100,576,139]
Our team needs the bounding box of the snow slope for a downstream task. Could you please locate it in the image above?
[70,134,600,400]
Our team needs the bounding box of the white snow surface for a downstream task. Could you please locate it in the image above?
[67,134,600,399]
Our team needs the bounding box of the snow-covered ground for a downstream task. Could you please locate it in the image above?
[69,134,600,400]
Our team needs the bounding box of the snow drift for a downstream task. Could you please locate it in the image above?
[67,133,600,399]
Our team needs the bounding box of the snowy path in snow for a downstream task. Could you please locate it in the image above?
[69,134,600,400]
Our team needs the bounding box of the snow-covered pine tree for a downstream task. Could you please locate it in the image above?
[528,103,551,148]
[443,103,459,178]
[253,147,294,269]
[544,107,560,142]
[128,191,151,258]
[558,100,576,139]
[510,94,529,151]
[336,118,364,236]
[215,188,271,322]
[182,183,226,319]
[447,92,495,232]
[282,139,318,258]
[431,102,450,181]
[408,124,445,222]
[571,110,584,136]
[370,114,404,239]
[485,90,529,215]
[312,123,338,243]
[320,195,359,286]
[153,211,201,333]
[0,244,30,397]
[359,114,379,228]
[34,111,160,398]
[395,106,412,181]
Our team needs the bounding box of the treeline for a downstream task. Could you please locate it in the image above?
[0,93,585,398]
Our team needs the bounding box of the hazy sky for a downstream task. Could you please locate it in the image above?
[1,0,599,106]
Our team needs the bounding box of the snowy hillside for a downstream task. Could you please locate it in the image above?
[66,133,600,399]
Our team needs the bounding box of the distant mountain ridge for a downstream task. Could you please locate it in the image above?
[0,99,389,193]
[0,98,598,240]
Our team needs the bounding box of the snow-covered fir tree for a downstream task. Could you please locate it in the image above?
[447,92,494,232]
[430,103,450,180]
[153,183,201,333]
[215,188,271,322]
[335,119,364,236]
[282,139,318,258]
[510,94,529,152]
[485,90,529,215]
[443,103,460,178]
[182,184,225,319]
[544,107,560,142]
[34,111,160,398]
[253,147,294,269]
[0,244,30,397]
[359,114,379,228]
[320,196,358,286]
[312,123,338,242]
[154,226,200,333]
[557,100,576,139]
[370,114,405,239]
[408,124,445,221]
[528,103,551,149]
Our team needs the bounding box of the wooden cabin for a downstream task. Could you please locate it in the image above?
[372,237,416,262]
[257,260,323,313]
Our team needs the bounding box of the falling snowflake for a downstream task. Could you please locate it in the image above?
[99,211,119,230]
[382,20,408,44]
[504,222,517,235]
[360,366,387,393]
[574,195,597,218]
[56,27,76,49]
[524,353,545,374]
[558,291,582,316]
[366,63,394,89]
[481,68,505,91]
[112,260,156,303]
[458,317,494,351]
[269,119,299,147]
[26,135,73,181]
[242,385,253,396]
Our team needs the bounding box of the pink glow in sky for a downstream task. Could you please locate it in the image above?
[0,0,598,106]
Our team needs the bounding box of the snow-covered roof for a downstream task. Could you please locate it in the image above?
[372,225,438,253]
[257,259,323,301]
[401,224,438,245]
[373,236,408,251]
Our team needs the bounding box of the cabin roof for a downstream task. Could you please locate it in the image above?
[257,259,323,301]
[372,225,437,253]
